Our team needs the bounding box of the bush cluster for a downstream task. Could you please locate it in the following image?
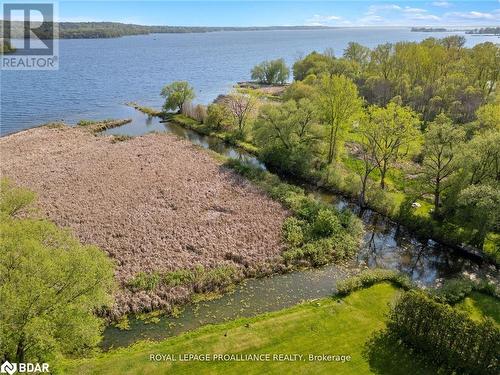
[251,58,290,85]
[386,290,499,374]
[336,269,414,296]
[433,277,499,304]
[127,265,238,294]
[224,159,363,267]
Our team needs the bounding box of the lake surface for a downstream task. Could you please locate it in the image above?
[1,28,498,135]
[102,112,498,349]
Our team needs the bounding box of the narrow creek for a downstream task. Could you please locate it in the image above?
[100,109,498,350]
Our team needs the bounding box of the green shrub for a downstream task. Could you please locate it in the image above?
[284,193,321,220]
[433,277,499,304]
[163,269,194,287]
[433,278,474,304]
[224,159,363,267]
[311,209,341,237]
[224,158,266,181]
[127,272,161,291]
[282,217,305,247]
[127,265,238,293]
[336,269,414,296]
[385,290,499,374]
[192,265,237,293]
[268,182,303,202]
[0,178,36,217]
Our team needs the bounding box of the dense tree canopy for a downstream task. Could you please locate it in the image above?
[0,179,115,363]
[179,36,499,254]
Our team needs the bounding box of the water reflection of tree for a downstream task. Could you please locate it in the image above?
[358,212,465,284]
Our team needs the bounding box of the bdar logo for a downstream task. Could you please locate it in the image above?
[0,361,17,375]
[0,361,49,374]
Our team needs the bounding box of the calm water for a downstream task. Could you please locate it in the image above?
[102,112,498,349]
[1,28,498,135]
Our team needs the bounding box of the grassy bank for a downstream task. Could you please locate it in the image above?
[63,283,434,374]
[77,118,132,133]
[62,278,500,375]
[455,291,500,326]
[168,113,259,155]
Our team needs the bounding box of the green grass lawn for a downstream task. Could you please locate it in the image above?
[455,291,500,326]
[62,283,437,375]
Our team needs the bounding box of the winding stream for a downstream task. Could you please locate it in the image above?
[100,108,497,349]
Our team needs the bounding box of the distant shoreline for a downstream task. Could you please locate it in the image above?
[2,21,493,40]
[1,21,338,39]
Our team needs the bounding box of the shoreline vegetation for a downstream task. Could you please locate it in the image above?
[63,275,499,374]
[0,124,286,318]
[146,36,499,264]
[0,122,363,320]
[466,27,500,35]
[410,27,447,32]
[1,21,334,39]
[131,93,498,264]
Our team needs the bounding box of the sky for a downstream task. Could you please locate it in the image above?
[3,1,500,27]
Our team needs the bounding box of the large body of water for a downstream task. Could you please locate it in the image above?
[1,28,498,135]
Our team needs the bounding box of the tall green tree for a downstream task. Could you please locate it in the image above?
[420,114,465,217]
[369,43,395,80]
[469,42,500,97]
[254,99,318,151]
[366,103,420,189]
[292,52,335,81]
[254,99,319,176]
[160,81,195,113]
[204,103,232,131]
[251,58,290,85]
[0,179,115,363]
[462,130,500,185]
[222,92,256,136]
[343,42,370,67]
[354,116,378,207]
[457,184,500,249]
[315,74,363,164]
[475,102,500,132]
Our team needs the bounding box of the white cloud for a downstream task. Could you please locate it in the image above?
[305,3,499,27]
[432,1,452,8]
[306,14,351,26]
[402,7,428,14]
[411,14,441,21]
[359,3,442,25]
[445,10,499,20]
[365,4,402,15]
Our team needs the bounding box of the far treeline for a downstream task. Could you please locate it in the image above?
[162,36,499,258]
[466,27,500,35]
[0,21,331,39]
